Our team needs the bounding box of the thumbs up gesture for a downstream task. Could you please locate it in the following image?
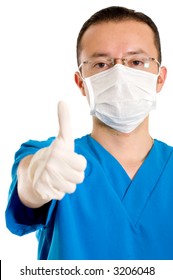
[28,101,87,202]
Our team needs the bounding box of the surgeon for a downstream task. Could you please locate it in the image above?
[5,6,173,260]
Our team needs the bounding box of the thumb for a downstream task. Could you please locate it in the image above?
[57,100,74,151]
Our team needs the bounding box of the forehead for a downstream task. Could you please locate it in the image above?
[80,20,157,60]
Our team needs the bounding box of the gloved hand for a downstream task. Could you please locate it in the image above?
[28,101,87,202]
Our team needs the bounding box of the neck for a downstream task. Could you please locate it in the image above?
[91,117,154,179]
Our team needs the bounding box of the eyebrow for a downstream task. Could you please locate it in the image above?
[88,49,149,59]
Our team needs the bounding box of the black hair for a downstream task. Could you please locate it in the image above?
[76,6,161,65]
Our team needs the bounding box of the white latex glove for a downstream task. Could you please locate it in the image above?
[28,101,87,201]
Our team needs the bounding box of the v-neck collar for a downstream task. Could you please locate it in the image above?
[122,140,173,225]
[86,136,173,226]
[86,135,131,197]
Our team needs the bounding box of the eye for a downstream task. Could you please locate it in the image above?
[97,62,107,68]
[127,55,148,69]
[131,59,144,67]
[92,61,110,69]
[90,58,113,71]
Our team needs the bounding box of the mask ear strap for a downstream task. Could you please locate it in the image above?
[157,66,161,76]
[83,78,95,112]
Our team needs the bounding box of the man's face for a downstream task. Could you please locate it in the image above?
[75,20,166,96]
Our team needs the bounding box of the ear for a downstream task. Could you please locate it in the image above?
[74,71,86,96]
[156,66,167,93]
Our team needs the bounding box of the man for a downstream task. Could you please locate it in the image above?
[5,6,173,260]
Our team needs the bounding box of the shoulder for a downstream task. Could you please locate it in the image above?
[20,136,56,150]
[154,139,173,151]
[75,134,89,146]
[14,137,56,166]
[74,134,97,156]
[154,139,173,162]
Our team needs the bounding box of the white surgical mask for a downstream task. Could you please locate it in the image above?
[83,64,159,133]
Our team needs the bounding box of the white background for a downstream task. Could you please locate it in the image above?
[0,0,173,263]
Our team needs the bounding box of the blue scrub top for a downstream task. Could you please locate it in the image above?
[5,135,173,260]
